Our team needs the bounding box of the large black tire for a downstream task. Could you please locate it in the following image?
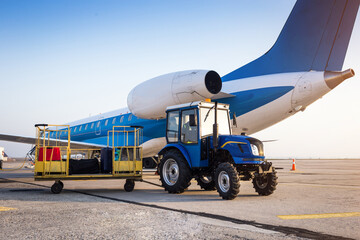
[252,169,278,196]
[124,179,135,192]
[196,175,216,191]
[159,150,192,194]
[51,182,63,194]
[215,162,240,200]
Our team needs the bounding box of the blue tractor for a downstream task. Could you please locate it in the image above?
[158,101,278,200]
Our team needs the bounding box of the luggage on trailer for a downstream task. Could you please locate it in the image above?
[100,147,113,173]
[38,147,61,161]
[69,159,99,174]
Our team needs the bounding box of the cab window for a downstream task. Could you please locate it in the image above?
[181,109,198,144]
[166,111,179,143]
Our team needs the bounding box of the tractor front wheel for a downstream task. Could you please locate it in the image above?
[252,169,278,196]
[215,162,240,200]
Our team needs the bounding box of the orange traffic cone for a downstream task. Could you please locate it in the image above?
[291,159,296,171]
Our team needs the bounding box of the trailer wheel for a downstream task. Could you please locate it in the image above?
[159,150,192,194]
[51,181,63,194]
[215,162,240,200]
[252,170,278,196]
[124,179,135,192]
[196,175,216,191]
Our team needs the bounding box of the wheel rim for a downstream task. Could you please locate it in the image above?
[255,175,268,189]
[200,176,212,184]
[163,158,179,186]
[218,171,230,192]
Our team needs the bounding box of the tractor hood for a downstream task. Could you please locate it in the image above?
[214,135,265,163]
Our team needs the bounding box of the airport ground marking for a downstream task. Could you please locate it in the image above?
[278,212,360,220]
[281,182,360,190]
[1,177,354,240]
[0,206,17,212]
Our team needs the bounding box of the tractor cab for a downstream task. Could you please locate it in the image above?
[165,101,231,168]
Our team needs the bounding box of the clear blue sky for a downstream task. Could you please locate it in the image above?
[0,1,359,158]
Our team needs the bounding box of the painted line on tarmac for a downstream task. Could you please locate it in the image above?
[278,212,360,220]
[0,206,17,212]
[1,177,355,240]
[281,182,360,190]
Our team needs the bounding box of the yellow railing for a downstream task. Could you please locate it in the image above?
[108,126,143,176]
[34,124,70,176]
[34,124,143,178]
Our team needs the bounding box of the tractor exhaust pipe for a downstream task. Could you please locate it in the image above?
[213,101,219,152]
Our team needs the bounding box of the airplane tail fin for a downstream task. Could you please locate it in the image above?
[222,0,360,81]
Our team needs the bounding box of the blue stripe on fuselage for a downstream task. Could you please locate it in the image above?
[220,86,294,117]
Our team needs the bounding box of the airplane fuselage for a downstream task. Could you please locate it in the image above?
[57,69,353,157]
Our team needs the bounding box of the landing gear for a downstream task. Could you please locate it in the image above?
[215,162,240,200]
[253,169,278,196]
[159,150,192,194]
[143,157,158,169]
[124,179,135,192]
[196,175,216,191]
[51,180,63,194]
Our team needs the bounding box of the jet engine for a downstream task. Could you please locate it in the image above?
[127,70,222,119]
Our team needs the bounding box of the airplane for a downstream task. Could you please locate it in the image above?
[0,0,359,165]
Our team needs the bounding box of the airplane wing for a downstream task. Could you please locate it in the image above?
[0,133,106,149]
[212,91,235,99]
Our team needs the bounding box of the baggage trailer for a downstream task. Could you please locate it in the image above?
[34,124,143,194]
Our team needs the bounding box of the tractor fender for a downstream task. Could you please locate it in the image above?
[158,144,192,168]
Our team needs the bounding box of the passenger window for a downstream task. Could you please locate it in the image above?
[112,117,116,124]
[120,116,124,123]
[85,124,88,130]
[74,127,77,132]
[128,114,132,121]
[167,111,179,143]
[181,109,198,144]
[79,126,82,131]
[105,119,108,126]
[91,123,94,129]
[96,121,100,128]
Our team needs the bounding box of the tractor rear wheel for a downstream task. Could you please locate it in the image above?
[159,150,192,194]
[215,162,240,200]
[252,169,278,196]
[196,175,216,191]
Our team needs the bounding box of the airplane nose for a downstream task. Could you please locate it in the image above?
[324,69,355,89]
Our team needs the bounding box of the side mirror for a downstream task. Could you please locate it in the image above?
[189,114,197,127]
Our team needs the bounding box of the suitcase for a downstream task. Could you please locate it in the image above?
[69,159,100,174]
[101,147,113,173]
[38,147,61,161]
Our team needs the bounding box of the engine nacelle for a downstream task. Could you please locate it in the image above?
[127,70,222,119]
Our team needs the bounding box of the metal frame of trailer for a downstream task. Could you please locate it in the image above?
[33,124,143,193]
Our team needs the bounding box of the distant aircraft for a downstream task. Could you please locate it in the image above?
[0,0,359,163]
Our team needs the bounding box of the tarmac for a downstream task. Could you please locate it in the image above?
[0,159,359,240]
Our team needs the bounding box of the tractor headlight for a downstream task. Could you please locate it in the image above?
[251,144,259,156]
